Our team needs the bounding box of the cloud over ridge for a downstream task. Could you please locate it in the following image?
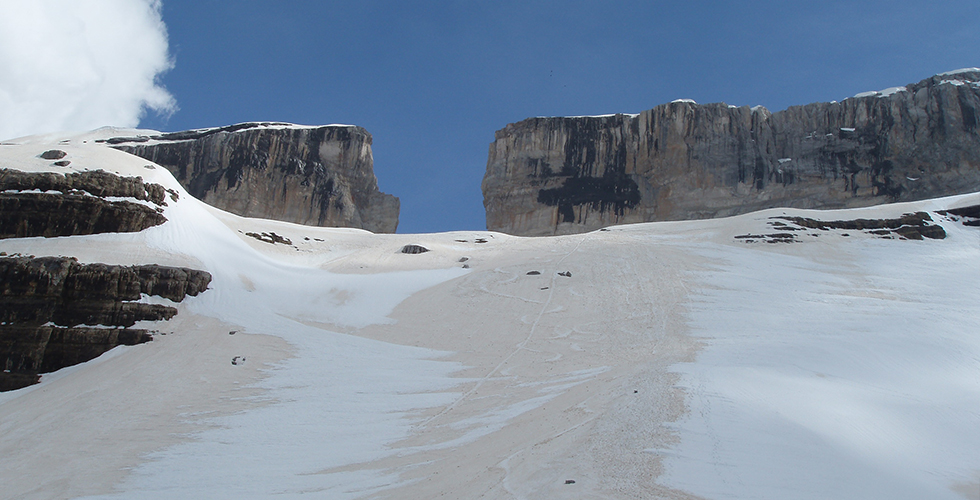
[0,0,175,140]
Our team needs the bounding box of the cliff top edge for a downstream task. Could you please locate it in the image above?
[500,68,980,134]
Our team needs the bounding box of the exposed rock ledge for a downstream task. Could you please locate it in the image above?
[483,70,980,235]
[108,122,400,233]
[0,257,212,391]
[0,168,170,238]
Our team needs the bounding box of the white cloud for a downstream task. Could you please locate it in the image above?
[0,0,176,140]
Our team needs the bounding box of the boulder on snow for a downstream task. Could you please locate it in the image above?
[400,244,429,254]
[39,150,67,160]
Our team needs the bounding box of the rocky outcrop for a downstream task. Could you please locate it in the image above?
[0,256,212,391]
[108,122,400,233]
[0,167,206,390]
[483,70,980,235]
[940,204,980,226]
[0,168,170,238]
[0,326,152,391]
[734,212,947,244]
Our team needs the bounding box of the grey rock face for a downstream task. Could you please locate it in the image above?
[0,256,211,327]
[109,122,400,233]
[0,168,171,238]
[483,70,980,235]
[0,325,152,391]
[0,256,212,391]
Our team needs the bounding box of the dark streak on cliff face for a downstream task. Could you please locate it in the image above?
[526,117,642,223]
[484,71,980,236]
[0,257,212,391]
[109,123,399,233]
[537,176,641,223]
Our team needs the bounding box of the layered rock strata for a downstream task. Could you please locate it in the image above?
[0,256,212,391]
[108,122,400,233]
[0,168,170,238]
[483,70,980,235]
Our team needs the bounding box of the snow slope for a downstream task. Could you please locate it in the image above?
[1,133,979,499]
[662,203,980,500]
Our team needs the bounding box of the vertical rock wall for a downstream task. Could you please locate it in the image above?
[111,123,400,233]
[483,70,980,236]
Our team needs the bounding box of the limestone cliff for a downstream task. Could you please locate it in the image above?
[109,122,399,233]
[483,70,980,235]
[0,164,214,391]
[0,256,212,391]
[0,168,171,238]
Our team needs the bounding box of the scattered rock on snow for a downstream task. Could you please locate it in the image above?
[938,204,980,226]
[400,244,429,254]
[40,150,67,160]
[734,233,797,244]
[770,212,946,240]
[245,231,292,245]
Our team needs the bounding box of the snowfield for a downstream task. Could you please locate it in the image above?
[1,133,979,499]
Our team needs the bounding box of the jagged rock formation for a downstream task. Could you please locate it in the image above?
[108,122,399,233]
[0,167,210,391]
[483,70,980,235]
[0,168,170,238]
[0,256,212,391]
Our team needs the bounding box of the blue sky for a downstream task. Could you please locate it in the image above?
[136,1,980,233]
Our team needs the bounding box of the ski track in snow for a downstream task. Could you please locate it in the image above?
[419,233,591,428]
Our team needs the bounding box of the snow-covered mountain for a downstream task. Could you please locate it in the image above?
[1,132,979,499]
